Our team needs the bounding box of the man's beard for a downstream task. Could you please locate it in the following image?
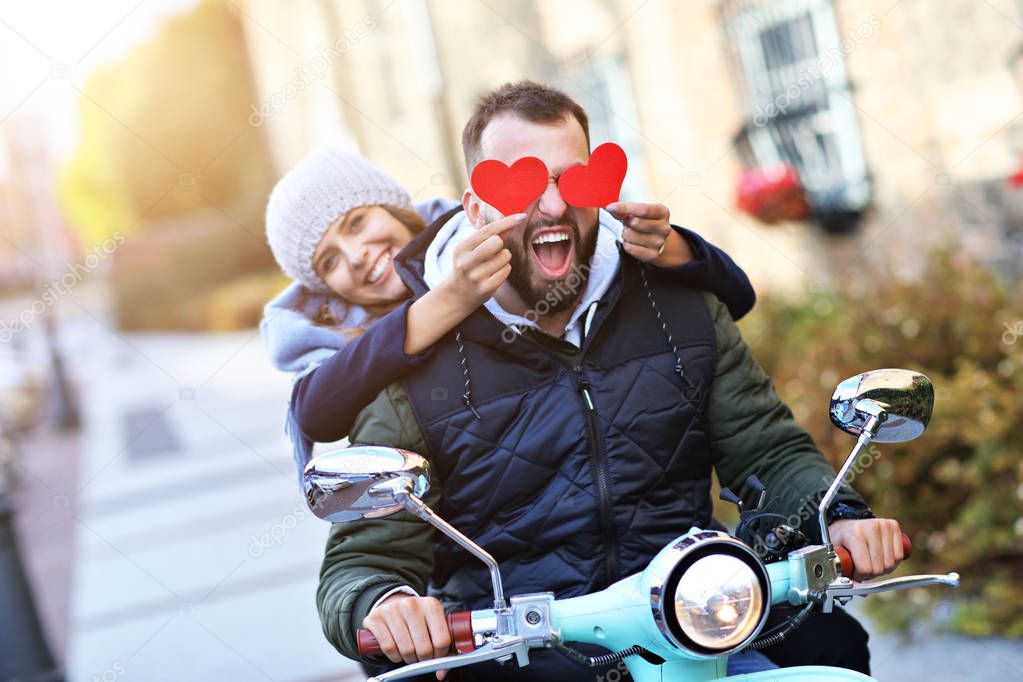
[502,213,598,315]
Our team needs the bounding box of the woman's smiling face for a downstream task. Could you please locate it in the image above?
[312,205,415,306]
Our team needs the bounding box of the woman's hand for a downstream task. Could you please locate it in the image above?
[444,213,523,309]
[606,201,693,267]
[404,213,523,356]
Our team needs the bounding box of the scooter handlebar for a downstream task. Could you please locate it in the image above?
[357,611,476,657]
[357,535,913,656]
[836,532,912,577]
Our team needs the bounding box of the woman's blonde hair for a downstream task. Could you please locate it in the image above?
[300,205,428,339]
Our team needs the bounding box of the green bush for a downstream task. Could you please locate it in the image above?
[739,249,1023,636]
[113,266,288,332]
[110,211,278,331]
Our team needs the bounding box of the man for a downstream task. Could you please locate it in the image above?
[316,82,903,679]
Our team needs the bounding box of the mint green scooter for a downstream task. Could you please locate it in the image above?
[304,369,959,681]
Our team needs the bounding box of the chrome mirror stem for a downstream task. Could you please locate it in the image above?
[818,411,881,552]
[395,490,509,617]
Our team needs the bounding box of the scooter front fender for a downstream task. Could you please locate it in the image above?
[624,661,875,682]
[726,666,874,681]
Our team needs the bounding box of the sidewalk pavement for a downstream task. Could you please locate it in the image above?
[10,425,79,662]
[853,601,1023,681]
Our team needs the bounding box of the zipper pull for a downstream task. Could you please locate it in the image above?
[578,377,595,410]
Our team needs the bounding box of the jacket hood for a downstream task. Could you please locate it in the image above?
[392,206,633,418]
[392,205,462,297]
[259,282,361,377]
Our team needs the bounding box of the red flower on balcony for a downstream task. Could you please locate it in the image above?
[1007,159,1023,188]
[736,164,810,224]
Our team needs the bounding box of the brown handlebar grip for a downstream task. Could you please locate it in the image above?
[357,628,383,657]
[447,611,475,654]
[356,611,476,657]
[836,533,912,576]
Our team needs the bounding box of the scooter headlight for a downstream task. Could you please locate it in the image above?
[648,531,770,656]
[673,553,764,649]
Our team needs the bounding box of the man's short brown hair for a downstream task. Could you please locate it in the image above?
[461,81,590,173]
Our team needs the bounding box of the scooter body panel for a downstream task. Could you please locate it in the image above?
[727,666,874,681]
[552,529,869,682]
[623,661,874,682]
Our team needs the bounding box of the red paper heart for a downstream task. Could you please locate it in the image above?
[470,156,548,216]
[557,142,628,208]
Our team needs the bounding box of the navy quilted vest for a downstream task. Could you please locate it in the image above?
[395,210,717,610]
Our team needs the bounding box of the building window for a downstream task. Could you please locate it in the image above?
[726,0,871,232]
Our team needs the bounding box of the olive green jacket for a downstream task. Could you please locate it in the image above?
[316,293,867,661]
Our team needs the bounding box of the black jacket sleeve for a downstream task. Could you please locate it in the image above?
[291,299,433,443]
[660,225,756,320]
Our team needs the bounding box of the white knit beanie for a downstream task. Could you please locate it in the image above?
[265,148,412,292]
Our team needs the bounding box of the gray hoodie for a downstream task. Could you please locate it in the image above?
[422,208,628,347]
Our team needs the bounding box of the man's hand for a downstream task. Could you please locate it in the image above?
[606,201,692,267]
[362,593,452,667]
[828,518,906,581]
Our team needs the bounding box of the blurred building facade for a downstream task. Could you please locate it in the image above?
[239,0,1023,291]
[0,117,76,292]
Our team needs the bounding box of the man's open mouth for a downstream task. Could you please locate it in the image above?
[529,227,575,279]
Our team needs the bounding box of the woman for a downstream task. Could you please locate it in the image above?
[260,148,757,481]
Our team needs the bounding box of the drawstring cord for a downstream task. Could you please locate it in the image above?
[636,262,703,398]
[454,331,481,420]
[637,263,686,379]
